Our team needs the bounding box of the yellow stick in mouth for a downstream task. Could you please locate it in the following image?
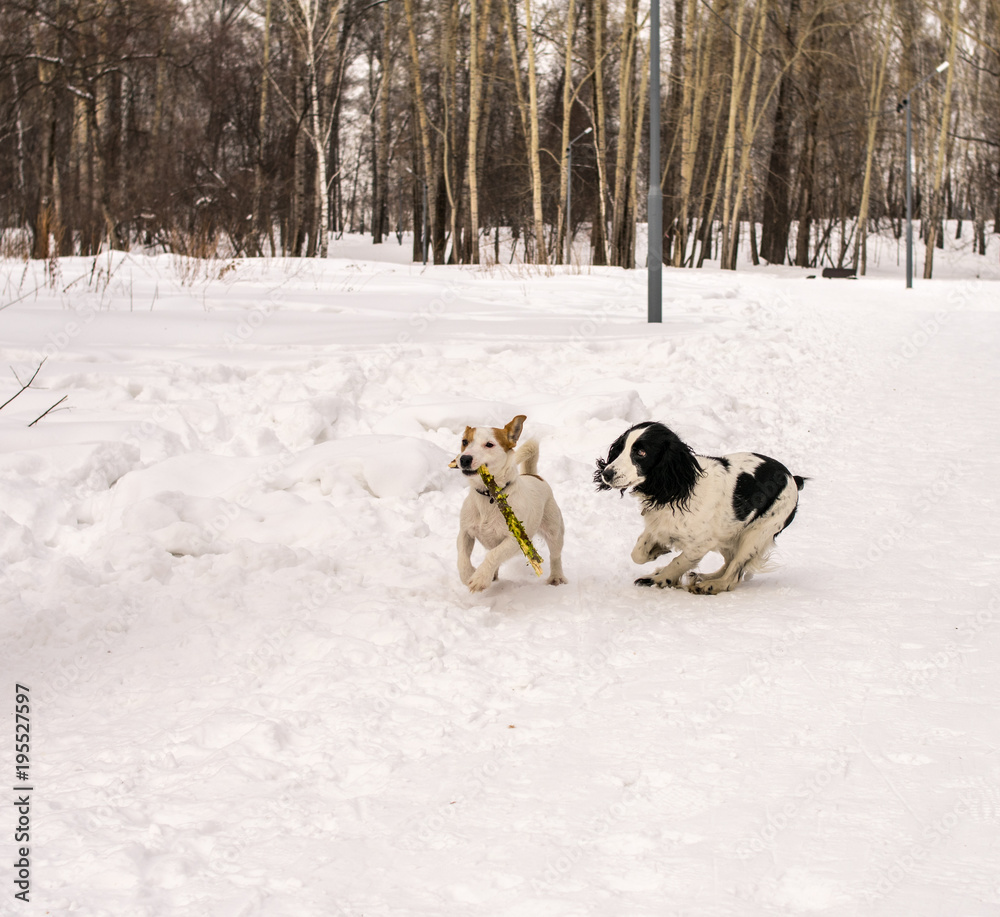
[477,465,543,576]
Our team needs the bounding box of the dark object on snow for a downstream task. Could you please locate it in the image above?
[821,267,857,279]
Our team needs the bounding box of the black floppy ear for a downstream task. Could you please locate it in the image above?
[637,431,700,509]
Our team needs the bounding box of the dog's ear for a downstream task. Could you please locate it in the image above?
[504,415,526,445]
[637,429,700,509]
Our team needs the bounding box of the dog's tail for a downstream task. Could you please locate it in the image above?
[515,438,540,475]
[739,542,780,583]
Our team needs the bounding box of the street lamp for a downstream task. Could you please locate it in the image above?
[647,0,662,322]
[564,126,592,265]
[897,60,948,289]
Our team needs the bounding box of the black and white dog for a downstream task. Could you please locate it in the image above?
[596,422,804,594]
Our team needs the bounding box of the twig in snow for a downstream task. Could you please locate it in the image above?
[28,395,68,427]
[0,358,46,412]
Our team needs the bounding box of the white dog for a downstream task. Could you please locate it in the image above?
[454,414,567,593]
[596,421,804,594]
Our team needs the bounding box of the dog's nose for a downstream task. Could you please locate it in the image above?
[601,466,615,483]
[460,454,474,469]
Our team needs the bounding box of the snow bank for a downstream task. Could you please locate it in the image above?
[1,237,998,916]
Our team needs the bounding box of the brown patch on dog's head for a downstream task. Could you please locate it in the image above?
[450,426,478,468]
[493,415,526,451]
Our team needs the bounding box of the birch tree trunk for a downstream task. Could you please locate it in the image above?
[403,0,438,260]
[610,0,637,267]
[586,0,608,265]
[794,65,821,266]
[435,2,458,261]
[662,0,684,264]
[760,0,798,265]
[502,0,547,264]
[853,0,892,274]
[476,10,502,244]
[290,52,307,256]
[726,0,768,270]
[305,23,330,257]
[373,0,394,244]
[554,0,577,264]
[253,0,273,254]
[922,0,959,279]
[628,42,650,270]
[32,33,59,260]
[11,69,28,210]
[523,0,547,264]
[466,0,484,262]
[694,86,729,268]
[676,0,715,266]
[285,0,346,258]
[719,0,749,270]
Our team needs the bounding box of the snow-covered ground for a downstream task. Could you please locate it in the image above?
[2,232,999,916]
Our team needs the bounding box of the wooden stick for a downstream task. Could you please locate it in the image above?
[477,465,543,576]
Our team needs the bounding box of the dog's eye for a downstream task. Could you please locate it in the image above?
[485,442,495,448]
[636,448,646,458]
[461,440,468,448]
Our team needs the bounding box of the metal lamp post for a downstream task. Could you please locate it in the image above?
[647,0,662,322]
[564,126,592,265]
[898,60,949,289]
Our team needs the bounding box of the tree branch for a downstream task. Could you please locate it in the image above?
[28,395,68,427]
[0,359,46,413]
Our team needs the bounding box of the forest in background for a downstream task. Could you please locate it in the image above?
[0,0,997,274]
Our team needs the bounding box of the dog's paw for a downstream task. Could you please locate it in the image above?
[687,578,731,595]
[547,574,567,586]
[468,568,494,593]
[634,575,673,588]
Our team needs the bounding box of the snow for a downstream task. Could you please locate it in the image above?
[2,233,999,916]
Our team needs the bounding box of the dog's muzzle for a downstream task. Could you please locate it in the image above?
[595,460,628,495]
[459,454,477,475]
